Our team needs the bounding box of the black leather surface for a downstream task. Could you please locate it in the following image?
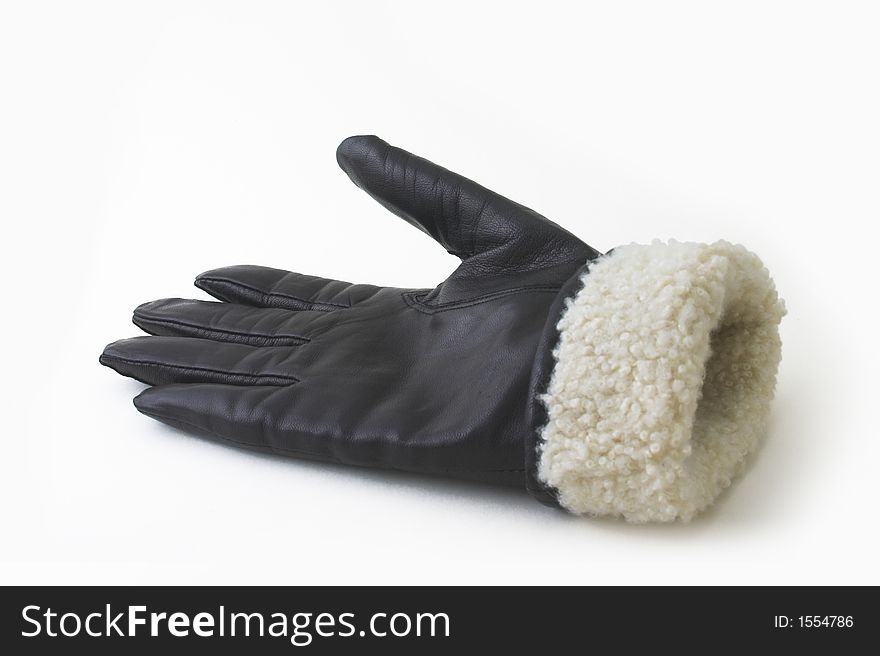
[100,136,601,490]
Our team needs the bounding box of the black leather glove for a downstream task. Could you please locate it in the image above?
[101,136,785,522]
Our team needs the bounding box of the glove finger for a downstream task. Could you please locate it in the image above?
[195,265,380,310]
[99,336,303,386]
[133,383,291,452]
[133,298,327,346]
[133,383,335,460]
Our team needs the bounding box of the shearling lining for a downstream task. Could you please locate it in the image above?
[537,240,785,522]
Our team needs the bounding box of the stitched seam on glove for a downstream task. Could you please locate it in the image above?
[100,355,300,386]
[134,316,311,346]
[197,277,350,310]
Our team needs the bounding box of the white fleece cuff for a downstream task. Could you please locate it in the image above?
[537,240,785,522]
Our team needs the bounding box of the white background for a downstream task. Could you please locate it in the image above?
[1,1,878,585]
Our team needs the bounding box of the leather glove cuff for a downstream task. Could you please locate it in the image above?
[527,241,785,522]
